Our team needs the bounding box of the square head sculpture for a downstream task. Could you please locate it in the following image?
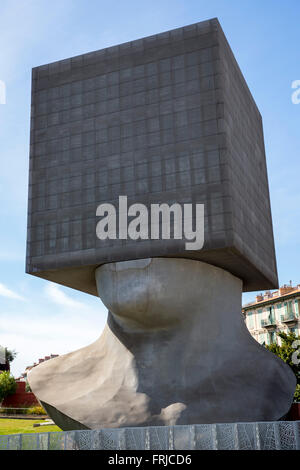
[26,18,278,294]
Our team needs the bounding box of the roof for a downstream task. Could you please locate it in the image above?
[243,287,300,311]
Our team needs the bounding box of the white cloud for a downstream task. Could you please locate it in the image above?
[45,283,85,309]
[1,312,107,378]
[0,282,25,301]
[0,277,108,377]
[1,299,108,377]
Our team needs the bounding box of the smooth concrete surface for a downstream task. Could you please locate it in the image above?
[26,18,278,294]
[28,259,295,430]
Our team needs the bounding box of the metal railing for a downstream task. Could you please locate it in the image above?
[261,317,277,328]
[280,313,298,323]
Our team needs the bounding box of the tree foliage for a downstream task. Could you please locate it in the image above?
[265,331,300,402]
[0,371,17,403]
[5,349,17,363]
[294,384,300,402]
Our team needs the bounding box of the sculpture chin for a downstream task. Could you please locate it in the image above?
[95,258,192,329]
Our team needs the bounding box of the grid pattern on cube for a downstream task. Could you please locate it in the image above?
[26,18,278,293]
[27,19,228,269]
[218,29,277,284]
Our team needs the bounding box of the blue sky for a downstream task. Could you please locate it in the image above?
[0,0,299,376]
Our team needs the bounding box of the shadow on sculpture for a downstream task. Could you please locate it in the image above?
[28,258,296,431]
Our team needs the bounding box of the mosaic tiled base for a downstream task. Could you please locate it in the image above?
[0,421,299,450]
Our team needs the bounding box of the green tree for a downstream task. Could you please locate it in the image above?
[294,384,300,402]
[265,331,300,402]
[5,349,17,363]
[0,371,17,404]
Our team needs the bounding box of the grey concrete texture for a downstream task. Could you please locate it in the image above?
[26,18,278,293]
[28,259,295,430]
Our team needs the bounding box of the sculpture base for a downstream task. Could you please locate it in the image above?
[1,422,300,450]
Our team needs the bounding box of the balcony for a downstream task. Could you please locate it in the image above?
[280,313,298,324]
[261,317,277,329]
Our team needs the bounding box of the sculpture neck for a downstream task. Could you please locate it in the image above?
[105,290,244,363]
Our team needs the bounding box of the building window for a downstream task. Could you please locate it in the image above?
[257,309,263,327]
[247,312,254,329]
[268,331,277,344]
[270,306,276,323]
[295,299,299,317]
[284,301,293,315]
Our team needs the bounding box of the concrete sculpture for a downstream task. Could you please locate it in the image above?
[28,259,296,430]
[27,18,296,430]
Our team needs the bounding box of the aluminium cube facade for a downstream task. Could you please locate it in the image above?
[26,18,278,295]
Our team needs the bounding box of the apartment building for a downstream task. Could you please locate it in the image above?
[242,283,300,345]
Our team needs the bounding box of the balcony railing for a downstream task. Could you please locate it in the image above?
[280,313,298,324]
[261,317,277,328]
